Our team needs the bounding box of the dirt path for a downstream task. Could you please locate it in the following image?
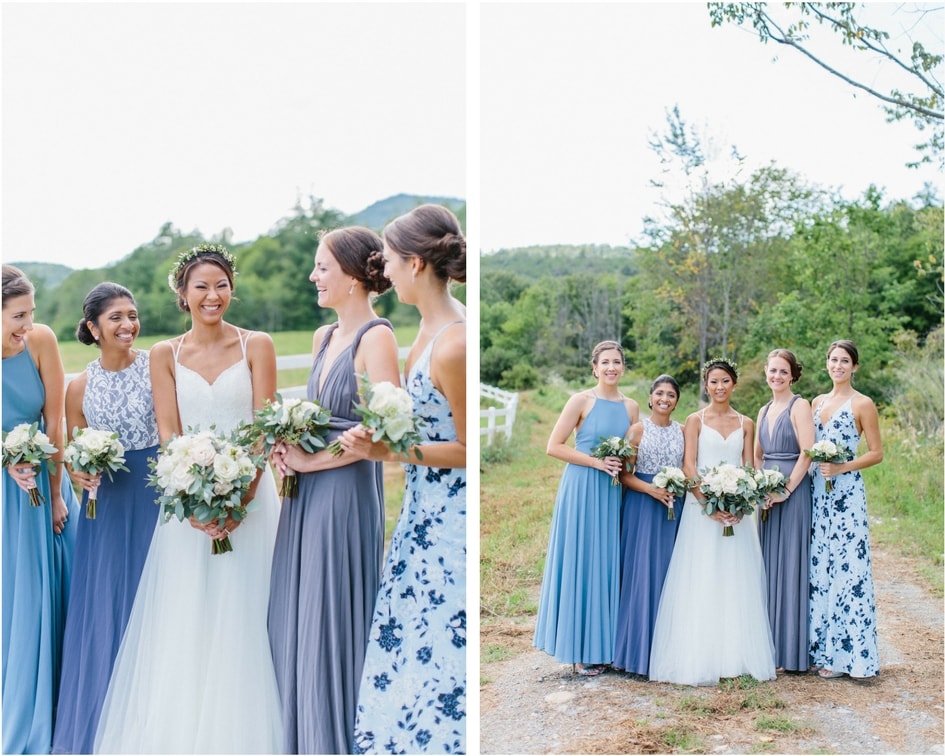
[479,547,944,754]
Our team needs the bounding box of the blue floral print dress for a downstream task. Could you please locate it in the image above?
[809,397,879,678]
[353,321,466,754]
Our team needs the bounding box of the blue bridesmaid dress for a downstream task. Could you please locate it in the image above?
[2,345,78,754]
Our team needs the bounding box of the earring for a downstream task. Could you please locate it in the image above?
[411,270,416,284]
[348,283,355,295]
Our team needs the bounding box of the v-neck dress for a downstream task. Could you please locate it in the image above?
[268,318,391,754]
[809,397,879,678]
[757,394,813,672]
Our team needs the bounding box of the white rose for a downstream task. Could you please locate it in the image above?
[168,465,196,492]
[78,429,111,455]
[384,415,415,442]
[213,454,241,483]
[213,480,235,496]
[188,436,217,467]
[4,424,32,450]
[368,382,413,417]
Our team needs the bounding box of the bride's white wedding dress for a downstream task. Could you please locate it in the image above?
[648,411,776,686]
[95,332,282,753]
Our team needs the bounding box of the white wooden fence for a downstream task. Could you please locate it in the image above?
[66,349,409,400]
[479,383,518,444]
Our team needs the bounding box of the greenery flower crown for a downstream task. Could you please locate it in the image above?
[702,356,739,379]
[167,243,237,293]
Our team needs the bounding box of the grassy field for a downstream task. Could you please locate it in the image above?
[58,326,420,386]
[480,378,944,622]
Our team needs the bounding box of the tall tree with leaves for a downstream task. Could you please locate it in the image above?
[708,3,944,167]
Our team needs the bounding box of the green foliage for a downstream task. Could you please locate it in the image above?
[35,195,465,340]
[500,363,540,391]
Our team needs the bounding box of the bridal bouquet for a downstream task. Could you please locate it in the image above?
[804,440,851,493]
[590,435,636,487]
[250,394,332,498]
[698,463,760,536]
[63,427,129,519]
[652,465,692,520]
[148,427,265,555]
[753,466,788,523]
[2,422,58,507]
[327,374,424,460]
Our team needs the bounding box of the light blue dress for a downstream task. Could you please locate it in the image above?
[2,344,78,755]
[353,322,467,755]
[809,397,879,678]
[613,418,685,676]
[533,395,629,666]
[52,351,160,754]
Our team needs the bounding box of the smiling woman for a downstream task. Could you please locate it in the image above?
[1,264,79,755]
[532,340,639,676]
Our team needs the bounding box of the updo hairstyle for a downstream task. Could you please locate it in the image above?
[319,226,392,295]
[76,282,136,346]
[766,348,803,383]
[383,204,466,283]
[168,244,237,312]
[827,339,859,366]
[591,340,625,367]
[2,264,35,305]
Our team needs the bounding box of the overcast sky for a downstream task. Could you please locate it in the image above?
[2,2,466,269]
[480,2,943,251]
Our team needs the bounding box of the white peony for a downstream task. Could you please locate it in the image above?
[168,464,196,492]
[384,415,415,442]
[188,436,217,467]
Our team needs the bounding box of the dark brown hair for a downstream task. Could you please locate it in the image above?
[766,348,803,383]
[319,226,392,295]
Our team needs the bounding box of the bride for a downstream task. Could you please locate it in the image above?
[649,358,775,686]
[95,244,283,753]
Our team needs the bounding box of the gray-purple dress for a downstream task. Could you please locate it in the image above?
[758,395,813,672]
[268,319,391,754]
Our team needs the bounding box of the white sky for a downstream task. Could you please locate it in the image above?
[480,2,943,252]
[1,2,466,269]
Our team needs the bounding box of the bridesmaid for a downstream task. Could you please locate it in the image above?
[268,227,400,754]
[52,283,160,754]
[612,374,684,678]
[532,340,639,676]
[809,340,883,680]
[2,264,78,755]
[344,205,467,754]
[753,348,814,675]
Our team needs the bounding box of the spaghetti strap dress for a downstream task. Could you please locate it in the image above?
[533,394,629,666]
[94,329,283,753]
[809,397,879,678]
[353,321,467,755]
[612,418,685,676]
[649,411,775,685]
[268,318,391,754]
[52,351,160,754]
[2,344,78,755]
[757,394,813,673]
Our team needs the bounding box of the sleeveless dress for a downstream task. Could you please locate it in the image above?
[53,351,161,754]
[649,412,775,685]
[809,397,879,678]
[94,330,283,753]
[2,345,78,755]
[353,321,467,755]
[757,395,812,673]
[268,319,391,754]
[532,395,630,666]
[612,418,685,676]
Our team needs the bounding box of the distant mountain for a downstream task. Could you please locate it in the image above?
[348,193,465,230]
[6,261,75,288]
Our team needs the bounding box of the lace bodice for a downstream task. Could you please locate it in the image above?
[173,330,255,434]
[82,350,159,451]
[634,418,685,474]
